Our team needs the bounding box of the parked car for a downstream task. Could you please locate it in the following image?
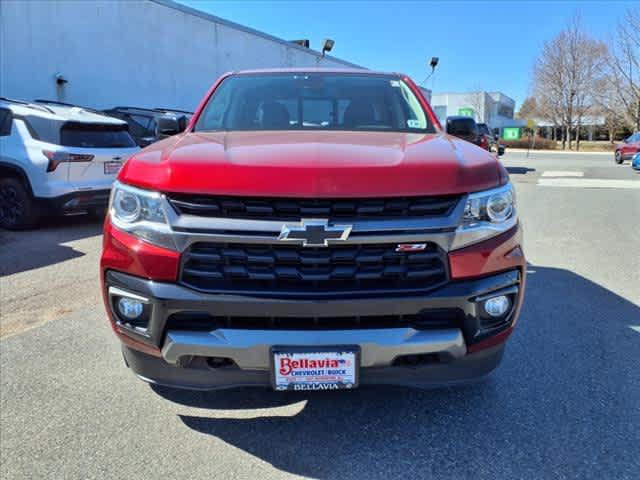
[102,106,192,147]
[477,122,497,151]
[614,132,640,164]
[632,152,640,170]
[0,98,139,229]
[447,116,504,155]
[446,116,481,146]
[101,69,525,392]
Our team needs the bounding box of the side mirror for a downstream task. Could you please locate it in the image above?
[497,145,505,157]
[157,116,183,136]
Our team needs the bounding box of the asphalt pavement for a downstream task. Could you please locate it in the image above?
[1,151,639,479]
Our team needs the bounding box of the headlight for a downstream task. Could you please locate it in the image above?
[113,189,141,222]
[486,190,513,222]
[452,182,517,249]
[109,181,176,250]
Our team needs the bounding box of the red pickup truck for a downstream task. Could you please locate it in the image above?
[100,69,525,391]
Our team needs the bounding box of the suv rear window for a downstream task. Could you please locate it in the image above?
[447,118,477,136]
[60,123,136,148]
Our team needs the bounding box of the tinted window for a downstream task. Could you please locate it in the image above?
[175,115,189,132]
[0,108,12,136]
[303,98,333,125]
[21,115,60,143]
[195,73,435,133]
[498,104,514,118]
[478,124,491,135]
[60,123,136,148]
[127,114,157,138]
[447,118,477,136]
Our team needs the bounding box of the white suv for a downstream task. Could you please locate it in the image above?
[0,99,140,229]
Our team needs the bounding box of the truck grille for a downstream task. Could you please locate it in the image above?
[167,194,460,221]
[166,309,465,331]
[180,242,448,295]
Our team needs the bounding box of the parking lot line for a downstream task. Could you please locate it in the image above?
[537,178,640,189]
[541,171,584,177]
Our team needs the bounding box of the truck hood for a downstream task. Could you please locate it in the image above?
[118,131,501,197]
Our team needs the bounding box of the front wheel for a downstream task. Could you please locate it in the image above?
[0,178,40,230]
[614,150,623,164]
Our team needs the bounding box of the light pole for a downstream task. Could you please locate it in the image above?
[421,57,439,86]
[321,39,335,57]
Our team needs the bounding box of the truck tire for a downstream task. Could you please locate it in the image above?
[614,151,623,164]
[0,177,40,230]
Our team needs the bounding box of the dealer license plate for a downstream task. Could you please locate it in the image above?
[104,161,122,175]
[272,348,359,391]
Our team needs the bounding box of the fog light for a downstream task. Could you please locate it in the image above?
[484,295,510,317]
[117,297,144,320]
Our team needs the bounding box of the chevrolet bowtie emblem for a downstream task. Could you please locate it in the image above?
[278,219,352,247]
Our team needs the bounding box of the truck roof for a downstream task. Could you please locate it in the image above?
[231,67,404,77]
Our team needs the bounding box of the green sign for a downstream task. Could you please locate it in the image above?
[458,107,475,118]
[503,127,521,140]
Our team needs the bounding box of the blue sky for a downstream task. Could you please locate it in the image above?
[177,0,635,110]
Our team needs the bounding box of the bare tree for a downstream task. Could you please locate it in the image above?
[574,38,608,149]
[607,8,640,131]
[517,97,538,120]
[537,94,564,141]
[593,76,627,142]
[533,28,571,148]
[464,87,487,123]
[532,16,607,149]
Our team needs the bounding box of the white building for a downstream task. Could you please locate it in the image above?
[0,0,362,111]
[418,87,432,103]
[430,91,525,137]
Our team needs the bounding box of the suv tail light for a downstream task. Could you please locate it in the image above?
[43,150,94,172]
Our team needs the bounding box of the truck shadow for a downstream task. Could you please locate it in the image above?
[0,214,103,276]
[152,265,639,479]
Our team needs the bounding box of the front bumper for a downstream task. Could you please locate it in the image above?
[105,268,523,390]
[123,342,506,390]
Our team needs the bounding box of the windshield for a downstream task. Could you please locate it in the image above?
[194,73,435,133]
